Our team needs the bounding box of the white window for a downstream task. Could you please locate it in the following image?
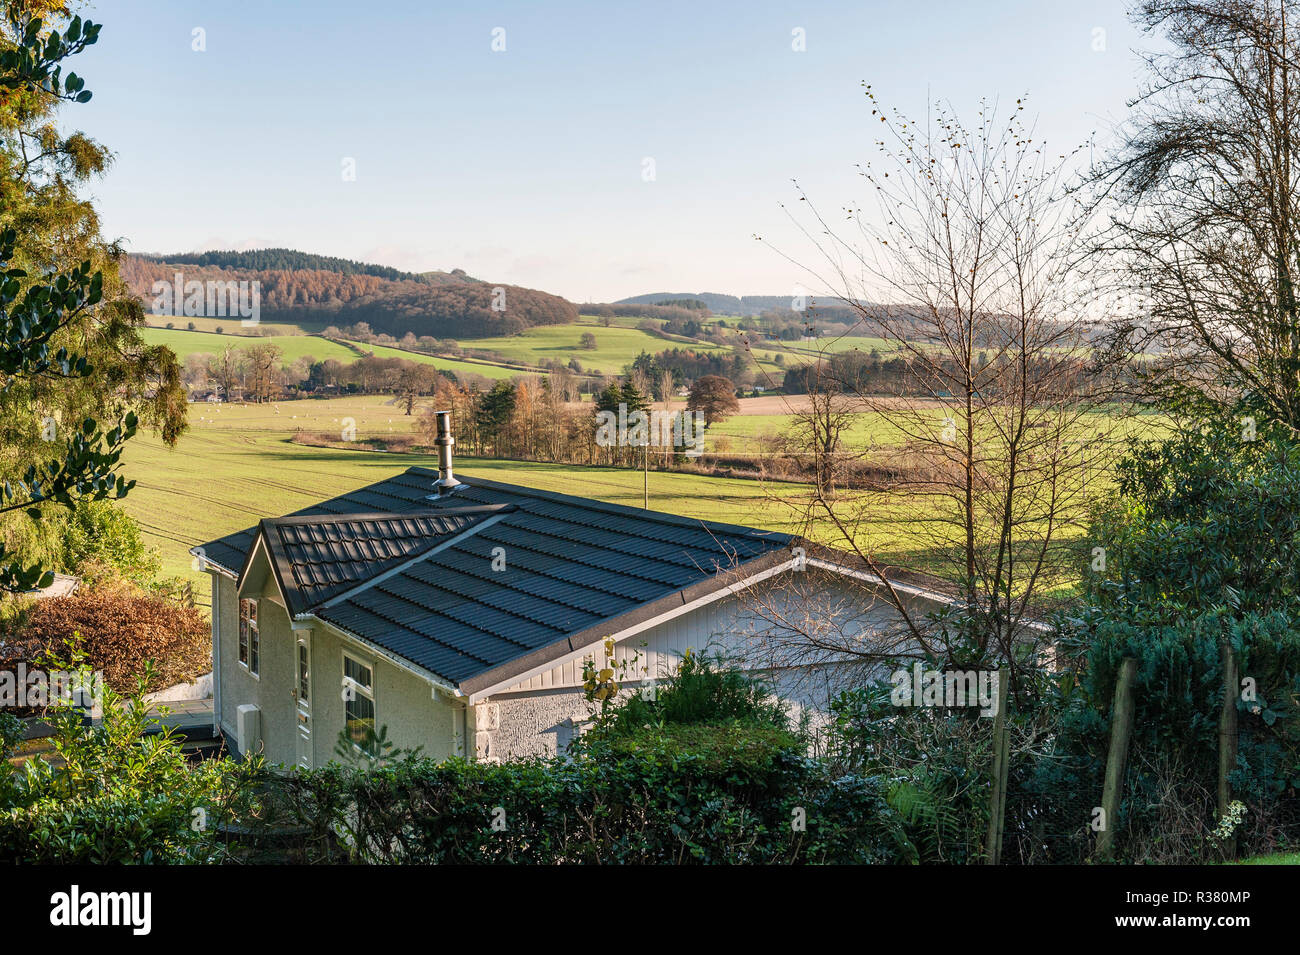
[239,598,260,677]
[342,654,374,745]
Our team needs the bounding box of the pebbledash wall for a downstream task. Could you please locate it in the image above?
[212,566,938,766]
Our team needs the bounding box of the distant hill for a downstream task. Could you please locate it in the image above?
[123,249,576,338]
[131,248,478,283]
[616,292,800,316]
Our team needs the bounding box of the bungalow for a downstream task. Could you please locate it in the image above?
[192,413,950,767]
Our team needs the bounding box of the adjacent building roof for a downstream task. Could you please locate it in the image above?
[27,572,80,600]
[196,467,795,693]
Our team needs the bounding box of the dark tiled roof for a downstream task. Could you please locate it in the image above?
[197,467,794,690]
[251,507,511,617]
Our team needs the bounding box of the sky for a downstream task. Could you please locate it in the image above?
[71,0,1150,302]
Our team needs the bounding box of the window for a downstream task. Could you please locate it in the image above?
[298,642,310,703]
[239,598,259,676]
[343,654,374,745]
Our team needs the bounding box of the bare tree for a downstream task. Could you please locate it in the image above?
[1091,0,1300,425]
[243,341,284,403]
[788,362,857,494]
[207,345,245,402]
[656,368,675,407]
[753,95,1123,691]
[182,353,210,394]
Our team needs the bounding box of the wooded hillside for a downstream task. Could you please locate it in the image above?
[121,252,578,338]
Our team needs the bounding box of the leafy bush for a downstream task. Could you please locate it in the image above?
[1016,608,1300,864]
[0,655,258,863]
[824,679,998,864]
[251,723,909,864]
[1011,420,1300,863]
[60,499,160,586]
[1,579,209,692]
[0,500,159,592]
[239,659,909,865]
[595,649,790,738]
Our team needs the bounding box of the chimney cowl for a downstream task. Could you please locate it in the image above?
[432,410,461,492]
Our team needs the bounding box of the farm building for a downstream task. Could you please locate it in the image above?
[191,414,950,766]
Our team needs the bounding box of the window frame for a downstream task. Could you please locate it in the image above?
[238,597,260,678]
[342,652,375,748]
[297,639,310,704]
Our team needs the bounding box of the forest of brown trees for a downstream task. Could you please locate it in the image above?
[121,254,578,338]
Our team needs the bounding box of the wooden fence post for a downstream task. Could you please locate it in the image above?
[1095,656,1137,862]
[1217,638,1239,860]
[985,670,1010,864]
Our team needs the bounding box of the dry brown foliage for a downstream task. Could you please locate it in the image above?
[2,580,210,692]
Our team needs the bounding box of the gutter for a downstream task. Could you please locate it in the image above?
[189,545,238,581]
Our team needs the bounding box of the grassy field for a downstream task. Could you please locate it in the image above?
[141,327,543,382]
[120,396,810,611]
[141,322,772,382]
[779,334,898,358]
[456,324,736,375]
[449,324,769,376]
[340,341,520,380]
[144,315,325,335]
[140,327,359,363]
[122,391,1151,613]
[706,404,1167,455]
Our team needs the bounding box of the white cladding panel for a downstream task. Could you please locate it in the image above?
[494,568,936,696]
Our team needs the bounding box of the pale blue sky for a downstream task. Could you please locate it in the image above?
[73,0,1147,301]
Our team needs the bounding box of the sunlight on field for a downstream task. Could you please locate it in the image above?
[143,315,323,335]
[121,396,814,612]
[120,394,1159,614]
[140,327,359,363]
[456,324,734,375]
[142,316,796,383]
[345,341,520,380]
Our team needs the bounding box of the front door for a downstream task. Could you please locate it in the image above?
[294,632,312,769]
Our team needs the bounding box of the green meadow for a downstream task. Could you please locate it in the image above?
[140,327,358,363]
[120,394,1157,613]
[120,396,811,611]
[144,315,324,335]
[141,321,778,381]
[141,326,536,381]
[340,341,520,380]
[456,323,735,375]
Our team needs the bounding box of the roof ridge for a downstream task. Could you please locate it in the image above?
[403,467,793,543]
[266,504,512,527]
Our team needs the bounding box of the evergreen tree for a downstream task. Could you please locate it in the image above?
[0,2,180,588]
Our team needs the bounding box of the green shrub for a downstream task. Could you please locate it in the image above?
[1064,419,1300,861]
[824,678,998,864]
[61,499,160,586]
[0,793,210,864]
[0,651,259,863]
[256,724,909,864]
[595,649,790,738]
[251,659,907,865]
